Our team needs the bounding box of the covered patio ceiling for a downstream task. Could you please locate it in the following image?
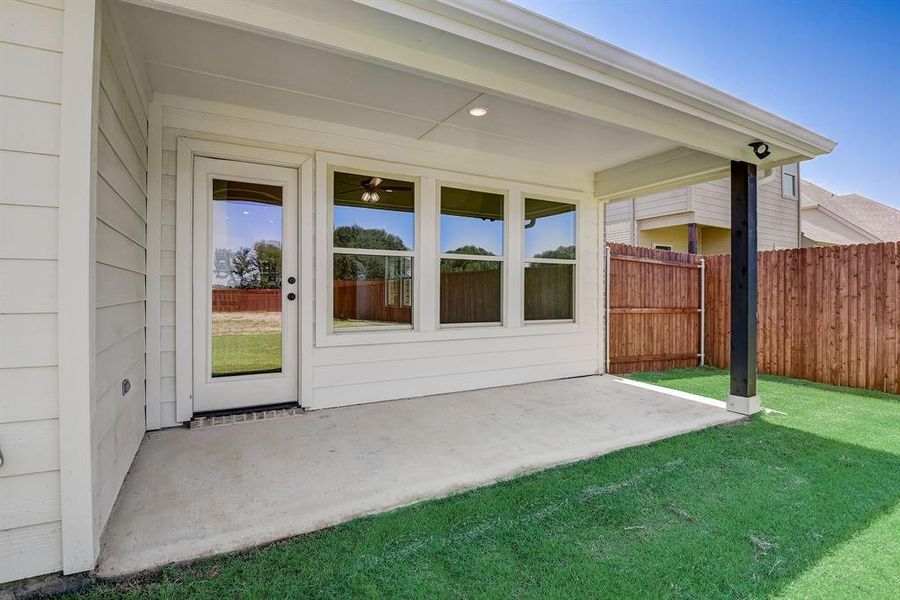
[119,0,835,199]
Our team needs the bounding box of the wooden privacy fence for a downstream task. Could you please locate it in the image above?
[704,242,900,394]
[606,243,705,374]
[212,288,281,312]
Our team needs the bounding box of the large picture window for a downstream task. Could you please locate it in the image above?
[439,186,504,325]
[523,198,576,322]
[332,170,415,330]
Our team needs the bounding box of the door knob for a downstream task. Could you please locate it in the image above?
[287,276,296,284]
[287,292,296,301]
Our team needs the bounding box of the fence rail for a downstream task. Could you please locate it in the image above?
[606,243,704,374]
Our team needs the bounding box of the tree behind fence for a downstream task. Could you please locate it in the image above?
[703,242,899,394]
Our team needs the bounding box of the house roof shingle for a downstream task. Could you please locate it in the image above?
[801,180,900,242]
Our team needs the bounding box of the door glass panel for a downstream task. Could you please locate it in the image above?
[210,179,284,377]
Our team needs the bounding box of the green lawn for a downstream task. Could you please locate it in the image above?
[73,369,899,599]
[211,333,281,377]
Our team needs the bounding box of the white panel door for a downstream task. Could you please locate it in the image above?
[192,157,299,412]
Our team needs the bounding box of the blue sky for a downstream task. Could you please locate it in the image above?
[513,0,900,208]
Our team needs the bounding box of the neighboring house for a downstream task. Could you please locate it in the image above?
[606,164,802,254]
[800,180,900,246]
[0,0,835,584]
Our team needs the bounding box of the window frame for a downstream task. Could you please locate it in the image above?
[653,243,673,251]
[521,195,578,325]
[782,163,798,200]
[314,152,585,348]
[328,164,419,334]
[437,182,509,328]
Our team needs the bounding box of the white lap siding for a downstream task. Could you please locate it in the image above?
[92,0,150,547]
[153,104,601,424]
[0,0,65,583]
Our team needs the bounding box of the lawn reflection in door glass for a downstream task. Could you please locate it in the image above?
[210,179,284,377]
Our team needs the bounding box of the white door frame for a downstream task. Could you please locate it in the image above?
[175,138,312,422]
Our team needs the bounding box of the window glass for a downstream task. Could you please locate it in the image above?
[440,259,501,324]
[440,187,504,256]
[524,263,574,321]
[333,254,412,329]
[333,171,415,250]
[524,199,576,259]
[782,164,798,198]
[210,179,284,377]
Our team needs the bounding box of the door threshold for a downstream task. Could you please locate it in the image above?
[189,402,304,429]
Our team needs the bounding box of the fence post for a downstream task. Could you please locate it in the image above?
[700,257,705,367]
[605,245,611,374]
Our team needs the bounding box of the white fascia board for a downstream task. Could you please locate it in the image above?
[594,147,729,201]
[366,0,837,158]
[123,0,834,163]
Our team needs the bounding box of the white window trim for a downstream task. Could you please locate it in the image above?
[522,194,579,324]
[437,181,509,328]
[327,162,420,335]
[653,243,673,251]
[174,138,312,423]
[314,152,584,347]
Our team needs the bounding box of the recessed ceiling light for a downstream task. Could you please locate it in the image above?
[242,210,250,215]
[468,106,489,117]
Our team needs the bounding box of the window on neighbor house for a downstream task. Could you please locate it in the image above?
[332,170,415,330]
[523,198,576,322]
[439,186,505,325]
[654,244,673,251]
[782,163,798,199]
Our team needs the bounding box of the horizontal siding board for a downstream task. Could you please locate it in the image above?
[97,176,146,246]
[314,343,599,388]
[0,313,56,368]
[92,357,143,453]
[96,219,146,274]
[95,328,144,398]
[0,0,63,51]
[0,366,57,423]
[96,263,145,308]
[0,471,60,529]
[99,7,148,129]
[96,301,145,352]
[0,521,62,583]
[99,90,147,191]
[311,360,598,410]
[0,42,61,102]
[0,205,57,259]
[98,135,146,221]
[0,258,57,313]
[0,418,58,478]
[0,151,58,207]
[100,48,147,154]
[0,96,59,155]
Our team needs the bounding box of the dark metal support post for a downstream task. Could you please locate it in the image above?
[687,223,699,254]
[728,161,760,414]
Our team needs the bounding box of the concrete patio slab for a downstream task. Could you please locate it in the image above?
[95,375,743,578]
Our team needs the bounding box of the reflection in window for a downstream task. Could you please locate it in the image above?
[210,179,284,377]
[524,198,576,259]
[524,199,575,322]
[782,163,798,199]
[332,171,415,330]
[333,255,412,329]
[440,186,504,325]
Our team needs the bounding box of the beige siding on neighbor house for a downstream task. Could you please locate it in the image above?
[605,166,800,254]
[92,0,149,546]
[0,0,65,583]
[604,198,635,244]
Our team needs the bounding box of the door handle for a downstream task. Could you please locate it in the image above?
[287,292,297,301]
